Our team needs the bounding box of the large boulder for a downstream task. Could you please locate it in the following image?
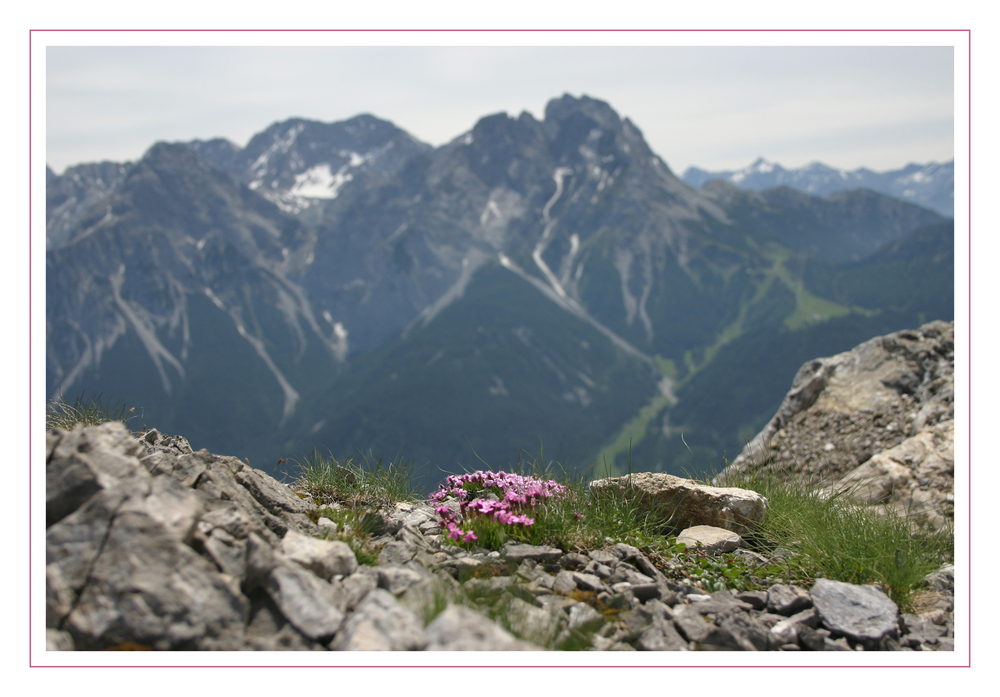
[46,423,256,650]
[45,422,333,650]
[588,472,768,535]
[721,321,954,531]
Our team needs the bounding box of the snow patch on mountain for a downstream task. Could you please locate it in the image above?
[249,123,305,188]
[290,162,354,199]
[331,322,349,362]
[478,189,525,249]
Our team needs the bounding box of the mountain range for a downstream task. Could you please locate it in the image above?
[682,157,954,217]
[46,94,954,490]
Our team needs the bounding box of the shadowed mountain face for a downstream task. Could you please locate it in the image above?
[46,94,953,490]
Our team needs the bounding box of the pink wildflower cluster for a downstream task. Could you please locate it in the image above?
[430,471,568,542]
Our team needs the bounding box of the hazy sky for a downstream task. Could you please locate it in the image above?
[45,45,954,176]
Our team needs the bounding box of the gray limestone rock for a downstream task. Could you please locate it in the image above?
[464,574,517,603]
[769,608,820,647]
[46,483,132,600]
[46,426,250,650]
[767,584,813,616]
[378,538,419,566]
[675,612,745,650]
[629,583,661,602]
[245,593,326,651]
[201,526,248,579]
[64,506,250,650]
[504,542,564,562]
[611,542,644,561]
[587,550,618,565]
[567,601,605,633]
[281,529,358,580]
[504,596,562,646]
[826,420,954,530]
[389,501,438,531]
[423,605,541,650]
[590,473,768,535]
[376,564,428,596]
[46,629,75,651]
[675,525,743,555]
[265,560,346,641]
[631,554,666,582]
[688,590,752,617]
[443,556,485,582]
[559,552,591,568]
[589,562,614,579]
[552,569,579,594]
[46,564,76,629]
[810,578,900,646]
[925,564,955,592]
[718,613,769,651]
[336,569,379,613]
[139,427,194,456]
[735,590,767,610]
[636,615,689,651]
[570,571,607,592]
[329,588,423,650]
[723,321,954,536]
[607,564,656,586]
[672,604,717,643]
[899,613,949,649]
[46,423,148,528]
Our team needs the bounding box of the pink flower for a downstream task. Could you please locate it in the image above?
[430,469,569,537]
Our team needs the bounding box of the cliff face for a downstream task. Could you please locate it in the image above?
[723,321,954,531]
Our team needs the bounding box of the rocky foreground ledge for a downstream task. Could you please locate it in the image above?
[725,320,954,531]
[45,422,954,652]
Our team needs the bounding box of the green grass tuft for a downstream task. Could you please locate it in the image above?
[291,438,952,614]
[291,446,423,510]
[709,462,954,609]
[46,392,142,433]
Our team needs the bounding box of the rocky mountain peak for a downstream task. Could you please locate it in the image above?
[232,114,429,200]
[543,93,623,131]
[185,137,242,172]
[469,110,542,140]
[448,111,550,191]
[544,94,630,165]
[684,158,954,217]
[118,141,264,237]
[134,139,231,179]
